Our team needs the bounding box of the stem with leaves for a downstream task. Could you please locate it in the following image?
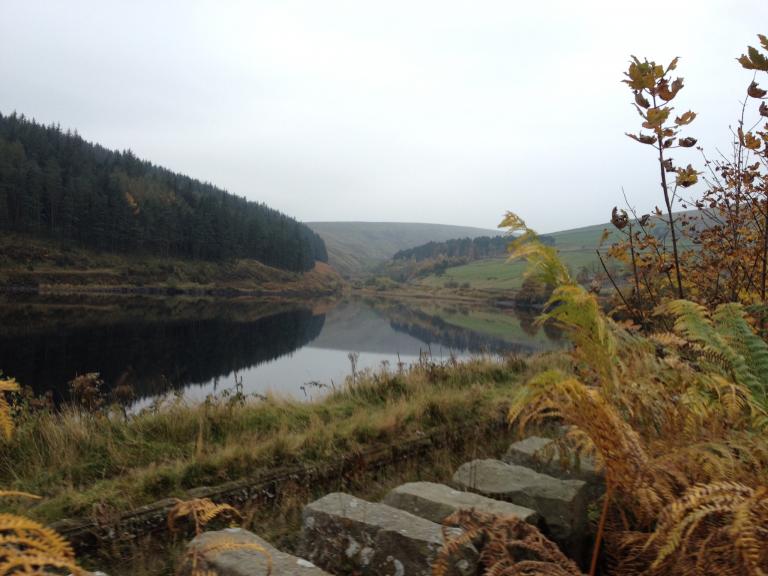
[622,56,699,302]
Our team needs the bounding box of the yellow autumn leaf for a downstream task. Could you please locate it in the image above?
[743,132,763,151]
[675,164,699,188]
[624,59,656,90]
[674,111,696,126]
[666,56,679,72]
[0,377,19,441]
[643,107,671,130]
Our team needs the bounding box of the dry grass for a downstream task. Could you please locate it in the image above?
[0,355,530,525]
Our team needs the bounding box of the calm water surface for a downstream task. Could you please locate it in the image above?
[0,295,562,405]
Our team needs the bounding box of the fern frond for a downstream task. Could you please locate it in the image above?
[0,379,18,393]
[732,486,768,576]
[435,510,583,576]
[649,331,688,348]
[544,285,619,384]
[0,511,83,575]
[509,242,573,288]
[713,303,768,405]
[644,481,768,575]
[0,491,40,501]
[665,300,764,398]
[168,498,241,535]
[500,211,573,288]
[508,370,666,521]
[0,378,19,441]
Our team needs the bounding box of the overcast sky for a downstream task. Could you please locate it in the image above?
[1,1,766,232]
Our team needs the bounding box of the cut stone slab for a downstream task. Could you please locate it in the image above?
[186,528,330,576]
[383,481,540,525]
[503,436,601,485]
[299,492,476,576]
[452,459,588,546]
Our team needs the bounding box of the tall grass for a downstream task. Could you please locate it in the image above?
[0,355,533,523]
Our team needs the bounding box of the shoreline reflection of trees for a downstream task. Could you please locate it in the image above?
[0,298,562,405]
[515,307,564,341]
[0,308,325,401]
[384,303,562,356]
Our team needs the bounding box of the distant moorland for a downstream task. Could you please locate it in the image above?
[307,221,498,276]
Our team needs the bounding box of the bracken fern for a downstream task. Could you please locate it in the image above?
[0,377,19,441]
[434,509,584,576]
[167,498,241,536]
[502,212,768,575]
[168,497,273,576]
[0,491,83,576]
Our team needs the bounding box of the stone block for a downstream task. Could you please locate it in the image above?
[383,481,539,525]
[300,492,475,576]
[504,436,601,485]
[452,459,588,547]
[186,528,330,576]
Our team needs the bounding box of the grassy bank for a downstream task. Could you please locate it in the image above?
[0,232,344,297]
[103,423,519,576]
[0,354,559,525]
[416,252,599,292]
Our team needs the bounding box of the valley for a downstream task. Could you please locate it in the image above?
[2,16,767,576]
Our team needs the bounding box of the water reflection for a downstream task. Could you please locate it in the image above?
[0,297,324,401]
[0,295,561,404]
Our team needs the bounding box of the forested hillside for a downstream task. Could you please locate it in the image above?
[0,113,327,272]
[382,233,555,283]
[393,234,554,262]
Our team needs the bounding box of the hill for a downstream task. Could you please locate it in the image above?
[416,221,620,292]
[413,214,701,293]
[0,112,327,272]
[392,235,513,262]
[306,221,499,277]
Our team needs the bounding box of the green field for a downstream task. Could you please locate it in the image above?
[419,258,529,290]
[548,222,613,246]
[417,222,618,291]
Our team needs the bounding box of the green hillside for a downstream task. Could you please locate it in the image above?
[418,221,617,291]
[548,222,613,247]
[307,221,499,277]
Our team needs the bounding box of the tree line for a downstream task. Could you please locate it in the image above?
[0,112,327,272]
[392,234,554,262]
